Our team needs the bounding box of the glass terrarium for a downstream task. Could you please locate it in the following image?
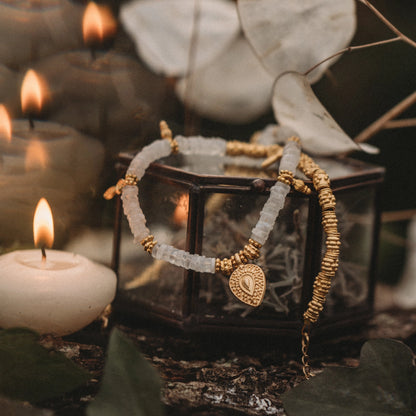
[110,150,384,336]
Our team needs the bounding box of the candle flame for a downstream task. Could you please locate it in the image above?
[21,69,46,116]
[83,2,117,44]
[0,105,11,142]
[173,194,189,226]
[33,198,54,249]
[25,140,48,171]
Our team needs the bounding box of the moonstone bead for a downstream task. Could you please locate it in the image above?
[128,139,171,177]
[251,142,300,244]
[279,140,301,172]
[176,136,226,156]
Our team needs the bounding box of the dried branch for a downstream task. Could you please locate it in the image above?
[383,118,416,129]
[382,209,416,223]
[354,90,416,143]
[184,0,201,135]
[304,37,401,77]
[357,0,416,49]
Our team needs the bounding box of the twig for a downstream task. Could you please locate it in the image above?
[383,118,416,129]
[354,90,416,143]
[304,37,401,77]
[357,0,416,49]
[382,209,416,223]
[183,0,201,136]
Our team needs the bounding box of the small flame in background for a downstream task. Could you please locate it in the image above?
[33,197,54,249]
[0,104,11,142]
[25,140,48,171]
[173,193,189,227]
[21,69,48,115]
[83,1,117,45]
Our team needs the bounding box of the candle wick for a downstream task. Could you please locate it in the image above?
[29,117,35,130]
[90,47,96,62]
[41,246,46,263]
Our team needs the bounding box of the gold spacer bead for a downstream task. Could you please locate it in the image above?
[293,178,312,195]
[238,250,248,264]
[141,235,157,254]
[170,139,179,154]
[125,173,138,186]
[288,136,301,144]
[249,239,262,249]
[220,258,233,276]
[277,169,294,186]
[215,258,221,273]
[160,120,179,154]
[243,244,259,260]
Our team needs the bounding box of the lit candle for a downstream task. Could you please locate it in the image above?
[0,0,83,67]
[0,70,104,244]
[0,198,117,336]
[30,2,164,151]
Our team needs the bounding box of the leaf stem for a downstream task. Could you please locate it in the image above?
[357,0,416,49]
[382,209,416,223]
[304,37,401,77]
[383,118,416,129]
[354,90,416,143]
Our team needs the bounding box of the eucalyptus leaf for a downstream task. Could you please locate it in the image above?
[176,36,274,123]
[273,72,363,155]
[120,0,239,77]
[0,328,90,403]
[87,328,164,416]
[283,339,416,416]
[238,0,356,83]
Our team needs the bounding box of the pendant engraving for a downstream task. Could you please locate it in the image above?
[229,264,266,307]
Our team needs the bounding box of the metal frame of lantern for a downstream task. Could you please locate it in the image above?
[110,152,385,336]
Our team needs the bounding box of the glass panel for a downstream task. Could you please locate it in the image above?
[117,175,189,317]
[325,186,376,314]
[159,154,381,181]
[199,191,309,321]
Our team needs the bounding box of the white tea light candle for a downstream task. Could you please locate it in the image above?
[0,198,117,336]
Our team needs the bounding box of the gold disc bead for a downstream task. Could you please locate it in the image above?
[215,258,222,274]
[141,235,157,254]
[125,173,138,187]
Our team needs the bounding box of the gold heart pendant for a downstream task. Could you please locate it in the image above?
[229,264,266,307]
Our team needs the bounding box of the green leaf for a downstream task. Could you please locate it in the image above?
[87,328,164,416]
[283,339,416,416]
[0,328,90,403]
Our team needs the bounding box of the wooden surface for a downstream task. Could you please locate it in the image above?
[42,284,416,416]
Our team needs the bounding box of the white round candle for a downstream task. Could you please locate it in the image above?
[0,249,117,336]
[0,120,104,245]
[0,0,83,67]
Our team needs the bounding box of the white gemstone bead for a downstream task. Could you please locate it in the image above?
[279,141,301,172]
[176,136,226,156]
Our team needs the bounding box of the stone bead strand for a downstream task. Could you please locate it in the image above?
[122,139,172,244]
[251,139,301,245]
[120,135,299,275]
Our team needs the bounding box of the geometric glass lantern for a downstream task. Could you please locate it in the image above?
[111,151,384,336]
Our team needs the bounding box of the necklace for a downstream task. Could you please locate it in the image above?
[105,121,340,378]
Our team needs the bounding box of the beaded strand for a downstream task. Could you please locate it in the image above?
[106,121,341,379]
[117,129,302,276]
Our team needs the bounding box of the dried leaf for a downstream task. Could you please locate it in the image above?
[87,328,163,416]
[176,36,274,123]
[283,339,416,416]
[238,0,356,83]
[0,328,90,404]
[273,72,362,155]
[120,0,239,77]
